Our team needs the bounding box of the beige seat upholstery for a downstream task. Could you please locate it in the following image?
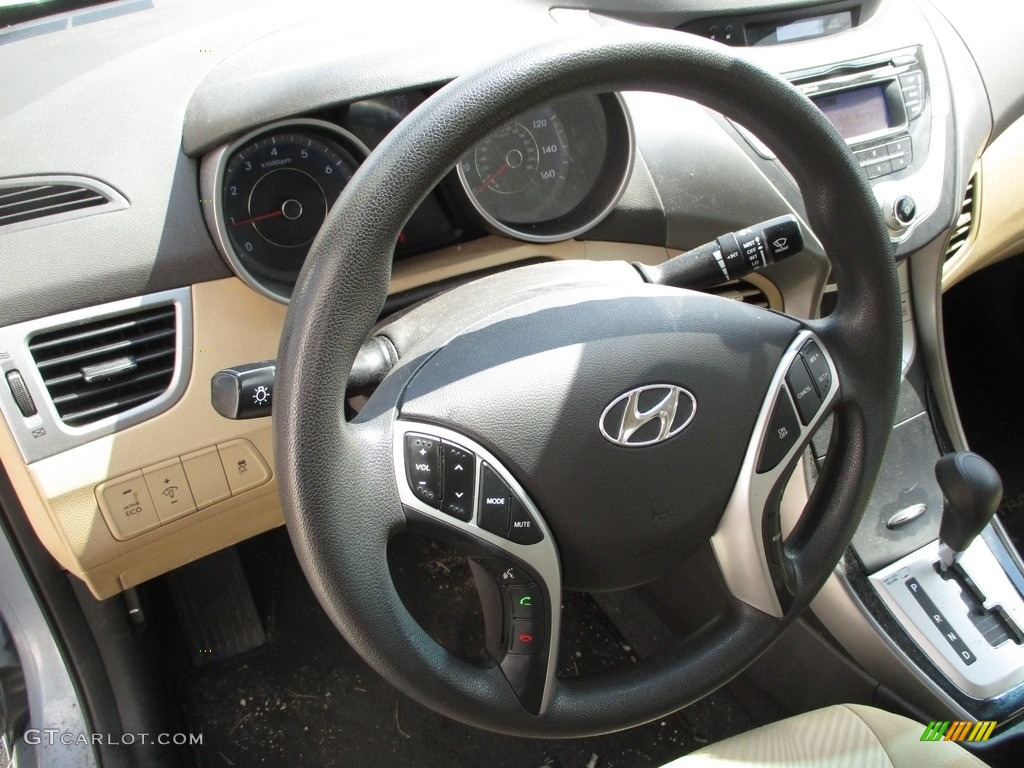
[662,704,989,767]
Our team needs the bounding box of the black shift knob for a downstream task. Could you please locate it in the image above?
[936,451,1003,555]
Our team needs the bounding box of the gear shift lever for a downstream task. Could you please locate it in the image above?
[935,451,1003,570]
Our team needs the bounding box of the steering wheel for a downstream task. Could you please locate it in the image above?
[275,28,901,737]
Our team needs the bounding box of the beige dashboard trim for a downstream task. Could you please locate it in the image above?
[1,237,781,598]
[3,279,286,599]
[943,114,1024,290]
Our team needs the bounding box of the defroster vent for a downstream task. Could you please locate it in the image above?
[0,176,128,233]
[29,304,178,428]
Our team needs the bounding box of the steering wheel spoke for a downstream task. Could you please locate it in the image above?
[711,329,840,618]
[394,420,562,715]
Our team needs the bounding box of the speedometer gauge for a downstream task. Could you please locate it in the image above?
[469,110,567,211]
[211,119,368,301]
[458,94,633,242]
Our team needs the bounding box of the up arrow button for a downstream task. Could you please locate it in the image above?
[440,441,476,522]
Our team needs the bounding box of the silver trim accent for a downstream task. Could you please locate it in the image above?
[710,330,839,617]
[80,354,137,384]
[455,93,635,244]
[0,288,193,464]
[870,538,1024,699]
[0,174,128,235]
[394,420,561,715]
[598,384,696,447]
[887,503,927,529]
[200,119,372,305]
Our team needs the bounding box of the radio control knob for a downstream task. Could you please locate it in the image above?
[886,194,917,229]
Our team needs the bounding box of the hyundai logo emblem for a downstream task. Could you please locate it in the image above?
[599,384,697,447]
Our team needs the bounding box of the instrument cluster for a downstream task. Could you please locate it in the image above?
[201,90,634,303]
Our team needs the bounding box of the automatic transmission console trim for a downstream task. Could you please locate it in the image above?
[870,538,1024,699]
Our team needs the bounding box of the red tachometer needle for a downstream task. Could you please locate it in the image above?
[475,163,509,195]
[228,209,283,228]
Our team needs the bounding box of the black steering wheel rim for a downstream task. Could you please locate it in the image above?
[275,28,902,737]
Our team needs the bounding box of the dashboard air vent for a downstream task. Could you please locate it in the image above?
[945,177,976,261]
[28,305,178,428]
[0,176,127,233]
[705,278,772,309]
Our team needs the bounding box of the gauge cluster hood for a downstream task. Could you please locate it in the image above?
[182,0,565,156]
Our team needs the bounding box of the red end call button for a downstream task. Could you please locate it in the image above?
[509,620,543,655]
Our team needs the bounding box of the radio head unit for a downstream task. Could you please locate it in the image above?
[793,50,927,181]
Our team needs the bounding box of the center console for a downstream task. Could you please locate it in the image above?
[724,2,1024,740]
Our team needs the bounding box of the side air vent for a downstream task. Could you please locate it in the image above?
[706,278,772,309]
[0,176,128,233]
[28,305,178,428]
[945,177,976,261]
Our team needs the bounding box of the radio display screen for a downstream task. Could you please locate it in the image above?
[812,85,891,140]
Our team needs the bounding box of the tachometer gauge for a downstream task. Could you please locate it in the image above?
[213,119,368,301]
[458,93,634,242]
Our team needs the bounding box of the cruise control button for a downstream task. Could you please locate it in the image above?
[508,620,543,655]
[405,434,440,507]
[441,441,475,521]
[757,388,800,473]
[799,341,833,398]
[479,463,511,536]
[508,497,543,545]
[786,357,821,425]
[507,585,543,619]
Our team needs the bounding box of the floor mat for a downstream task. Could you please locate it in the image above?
[176,529,777,767]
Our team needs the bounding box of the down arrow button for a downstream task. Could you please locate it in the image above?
[441,441,476,522]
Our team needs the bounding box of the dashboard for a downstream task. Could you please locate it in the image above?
[2,0,1024,725]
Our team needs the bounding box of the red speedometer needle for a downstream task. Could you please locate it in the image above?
[228,209,283,228]
[475,163,509,195]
